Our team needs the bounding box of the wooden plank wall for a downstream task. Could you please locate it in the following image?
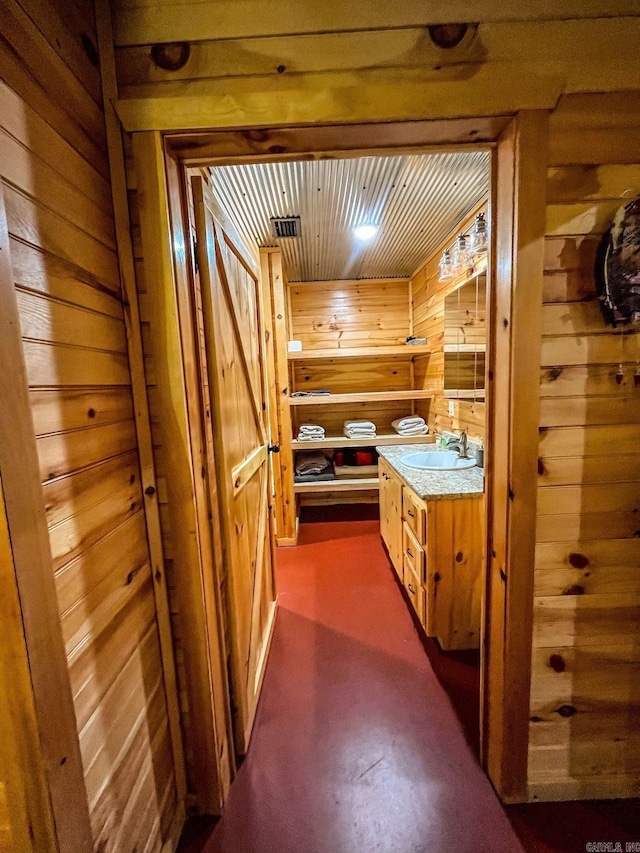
[528,101,640,801]
[0,1,179,848]
[288,278,415,436]
[108,3,640,132]
[411,204,487,440]
[289,278,410,350]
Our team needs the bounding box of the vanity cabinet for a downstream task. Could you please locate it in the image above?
[379,461,484,650]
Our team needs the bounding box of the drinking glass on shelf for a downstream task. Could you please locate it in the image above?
[469,212,488,257]
[439,249,454,281]
[452,233,470,274]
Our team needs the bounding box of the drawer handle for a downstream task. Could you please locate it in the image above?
[407,583,415,594]
[407,509,415,518]
[407,547,414,558]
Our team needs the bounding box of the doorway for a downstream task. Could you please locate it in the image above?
[201,145,490,752]
[132,112,547,811]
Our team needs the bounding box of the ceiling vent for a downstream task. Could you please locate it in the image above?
[271,216,301,238]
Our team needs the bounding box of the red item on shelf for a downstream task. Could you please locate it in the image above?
[355,451,373,466]
[333,450,345,466]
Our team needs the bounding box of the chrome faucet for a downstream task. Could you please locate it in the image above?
[453,428,468,459]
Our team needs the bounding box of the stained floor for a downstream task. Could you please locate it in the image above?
[179,512,640,853]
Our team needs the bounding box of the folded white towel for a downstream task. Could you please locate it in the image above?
[392,416,426,431]
[297,433,326,441]
[343,429,376,438]
[396,425,429,436]
[299,424,325,433]
[344,420,376,431]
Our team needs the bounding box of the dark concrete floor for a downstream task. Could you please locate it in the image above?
[179,512,640,853]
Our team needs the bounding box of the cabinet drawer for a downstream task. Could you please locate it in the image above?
[403,488,426,540]
[402,522,425,584]
[403,558,425,624]
[403,559,419,610]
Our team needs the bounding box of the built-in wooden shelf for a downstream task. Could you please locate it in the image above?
[287,344,431,361]
[443,344,486,353]
[453,256,487,287]
[289,390,435,406]
[294,477,379,493]
[443,389,486,399]
[291,433,435,450]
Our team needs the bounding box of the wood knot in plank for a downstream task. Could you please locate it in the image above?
[568,552,589,569]
[556,704,577,717]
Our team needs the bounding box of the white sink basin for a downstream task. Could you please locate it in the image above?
[400,451,476,471]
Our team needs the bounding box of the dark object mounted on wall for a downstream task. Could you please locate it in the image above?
[150,42,191,72]
[427,23,469,48]
[595,195,640,326]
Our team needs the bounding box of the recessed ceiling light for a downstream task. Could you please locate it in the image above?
[353,223,378,241]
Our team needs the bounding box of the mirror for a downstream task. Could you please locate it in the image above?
[443,272,486,400]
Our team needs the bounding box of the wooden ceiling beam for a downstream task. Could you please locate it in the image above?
[112,0,640,46]
[115,18,640,92]
[115,64,563,132]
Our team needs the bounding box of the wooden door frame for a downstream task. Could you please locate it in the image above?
[132,134,235,814]
[132,111,547,804]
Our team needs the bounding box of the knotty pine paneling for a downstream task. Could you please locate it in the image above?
[288,278,411,350]
[287,278,418,438]
[0,3,178,847]
[528,119,640,802]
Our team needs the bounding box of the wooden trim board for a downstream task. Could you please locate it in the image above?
[132,133,234,813]
[481,112,548,802]
[263,250,297,541]
[287,345,431,360]
[160,119,510,163]
[291,434,435,450]
[0,182,93,851]
[289,390,435,406]
[294,478,380,493]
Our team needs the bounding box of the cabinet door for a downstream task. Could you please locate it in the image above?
[425,497,483,650]
[379,460,403,573]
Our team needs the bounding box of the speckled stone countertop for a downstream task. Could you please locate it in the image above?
[377,444,485,501]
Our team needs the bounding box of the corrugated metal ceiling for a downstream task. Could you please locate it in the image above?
[210,151,489,281]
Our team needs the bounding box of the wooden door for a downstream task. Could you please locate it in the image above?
[192,176,277,754]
